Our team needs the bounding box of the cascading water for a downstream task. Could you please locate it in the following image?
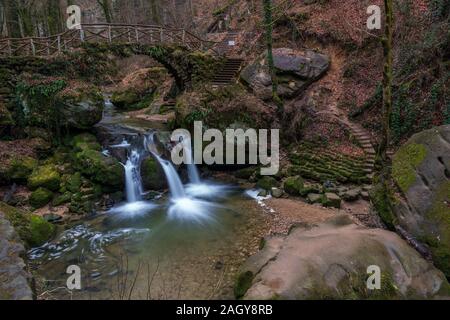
[184,140,201,184]
[144,133,185,199]
[123,149,144,202]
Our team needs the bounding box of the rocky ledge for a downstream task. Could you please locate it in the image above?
[0,211,33,300]
[235,215,450,300]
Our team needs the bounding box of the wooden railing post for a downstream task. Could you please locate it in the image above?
[80,28,85,42]
[30,39,36,56]
[7,40,12,56]
[57,35,61,53]
[182,30,186,44]
[135,28,139,42]
[108,25,112,43]
[160,27,163,43]
[47,40,50,55]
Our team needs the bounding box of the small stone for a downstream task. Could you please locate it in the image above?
[214,261,224,270]
[271,187,283,198]
[342,188,361,202]
[43,213,63,223]
[324,193,342,209]
[361,191,370,200]
[307,193,322,204]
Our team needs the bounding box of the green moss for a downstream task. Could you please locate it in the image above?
[0,201,55,248]
[73,148,123,190]
[425,181,450,278]
[370,183,397,230]
[29,187,53,208]
[52,192,71,206]
[28,165,61,191]
[283,176,304,195]
[7,156,38,182]
[72,133,101,152]
[256,176,278,191]
[234,271,254,299]
[392,143,427,193]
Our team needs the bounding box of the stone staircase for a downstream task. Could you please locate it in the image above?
[347,123,376,180]
[211,58,244,86]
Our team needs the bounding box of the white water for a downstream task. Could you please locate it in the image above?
[144,133,186,199]
[184,141,201,184]
[111,139,131,148]
[123,150,144,202]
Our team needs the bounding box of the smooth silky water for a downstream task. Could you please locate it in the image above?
[28,116,268,300]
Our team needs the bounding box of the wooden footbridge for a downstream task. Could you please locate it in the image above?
[0,24,217,57]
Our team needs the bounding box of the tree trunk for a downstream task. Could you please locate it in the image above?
[378,0,394,165]
[263,0,278,99]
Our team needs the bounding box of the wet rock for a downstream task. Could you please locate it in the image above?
[258,190,268,197]
[141,156,167,191]
[236,216,450,300]
[241,48,330,100]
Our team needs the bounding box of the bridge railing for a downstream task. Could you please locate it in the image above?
[0,24,218,57]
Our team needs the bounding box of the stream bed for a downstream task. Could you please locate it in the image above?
[28,188,268,300]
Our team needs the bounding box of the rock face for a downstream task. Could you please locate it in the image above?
[236,216,450,300]
[391,125,450,278]
[240,48,330,100]
[0,211,33,300]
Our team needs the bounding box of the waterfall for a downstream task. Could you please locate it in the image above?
[123,150,144,203]
[144,133,186,199]
[184,140,201,184]
[155,156,186,199]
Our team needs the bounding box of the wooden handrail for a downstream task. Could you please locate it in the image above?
[0,24,221,57]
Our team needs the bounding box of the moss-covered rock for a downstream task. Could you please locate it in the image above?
[6,157,38,183]
[0,201,55,248]
[28,165,61,191]
[390,125,450,278]
[256,176,278,191]
[52,192,72,206]
[58,85,104,130]
[73,148,123,191]
[29,187,53,208]
[283,176,304,195]
[234,167,258,179]
[392,143,427,193]
[72,133,102,152]
[141,156,166,190]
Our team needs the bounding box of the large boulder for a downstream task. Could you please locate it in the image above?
[71,134,124,192]
[59,87,104,130]
[0,202,55,248]
[236,216,450,300]
[240,48,330,100]
[390,125,450,278]
[17,79,104,131]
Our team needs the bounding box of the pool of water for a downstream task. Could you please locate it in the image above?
[28,187,268,300]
